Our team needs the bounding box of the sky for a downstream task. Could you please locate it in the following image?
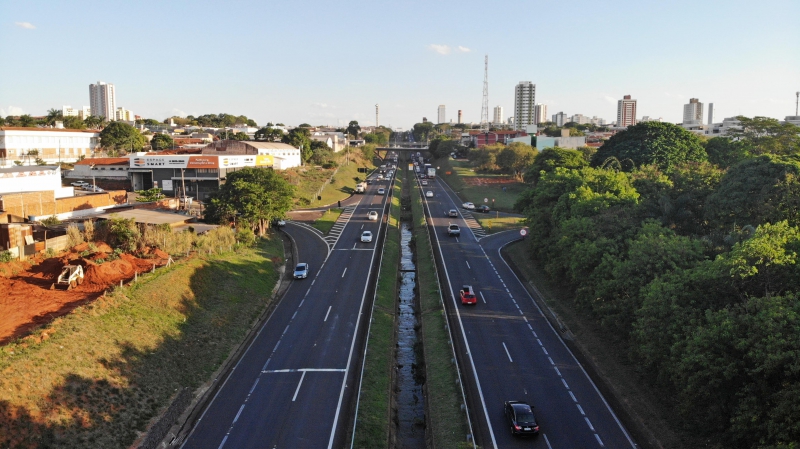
[1,0,798,129]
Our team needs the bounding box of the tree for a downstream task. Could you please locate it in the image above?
[346,120,361,138]
[151,133,175,151]
[282,127,312,162]
[19,115,36,127]
[590,121,707,172]
[309,140,334,165]
[298,123,311,128]
[361,143,376,161]
[135,188,165,202]
[84,115,105,129]
[230,132,250,141]
[704,137,751,168]
[99,121,147,153]
[61,115,86,129]
[412,122,434,142]
[254,127,283,142]
[727,116,800,156]
[205,167,294,236]
[496,142,536,179]
[45,108,63,126]
[523,147,588,185]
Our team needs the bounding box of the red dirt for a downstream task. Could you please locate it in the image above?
[0,243,170,345]
[463,176,518,186]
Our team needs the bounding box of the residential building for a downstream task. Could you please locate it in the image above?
[640,116,662,122]
[0,127,100,168]
[616,95,637,128]
[683,98,704,125]
[438,105,446,124]
[589,116,607,126]
[469,130,528,147]
[493,106,503,125]
[532,135,587,151]
[552,111,568,127]
[534,104,547,124]
[62,105,91,120]
[708,103,714,125]
[569,114,592,125]
[115,107,135,122]
[514,81,536,130]
[89,81,116,120]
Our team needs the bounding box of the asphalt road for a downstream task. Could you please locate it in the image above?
[419,172,638,449]
[180,175,392,449]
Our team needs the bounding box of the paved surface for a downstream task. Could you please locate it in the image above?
[180,175,394,449]
[419,172,637,449]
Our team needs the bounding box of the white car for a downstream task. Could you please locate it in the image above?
[378,188,386,195]
[361,231,373,243]
[367,211,378,221]
[70,181,89,187]
[84,185,105,192]
[421,180,428,186]
[462,202,475,210]
[425,191,434,198]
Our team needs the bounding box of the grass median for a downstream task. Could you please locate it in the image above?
[0,236,284,449]
[312,207,344,234]
[434,157,526,212]
[352,173,402,448]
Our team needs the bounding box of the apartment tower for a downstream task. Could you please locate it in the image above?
[437,105,446,124]
[534,104,547,124]
[493,106,503,125]
[89,81,116,120]
[683,98,704,125]
[616,95,637,127]
[514,81,536,130]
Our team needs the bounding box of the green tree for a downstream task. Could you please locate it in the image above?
[523,147,587,185]
[346,120,361,138]
[61,115,86,129]
[150,133,174,151]
[99,121,147,153]
[19,115,36,127]
[205,167,294,236]
[231,132,250,141]
[412,122,434,142]
[704,136,751,168]
[363,132,388,145]
[135,188,165,202]
[361,143,376,161]
[727,116,800,156]
[282,127,312,162]
[254,127,283,142]
[84,115,105,129]
[591,121,707,172]
[497,142,536,179]
[45,108,63,126]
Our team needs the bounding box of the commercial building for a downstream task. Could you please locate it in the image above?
[514,81,536,130]
[534,104,547,124]
[493,106,503,125]
[438,105,446,124]
[683,98,704,125]
[89,81,116,120]
[0,127,100,167]
[617,95,637,128]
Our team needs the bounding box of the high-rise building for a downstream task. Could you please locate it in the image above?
[493,106,503,124]
[534,104,547,124]
[89,81,116,120]
[570,113,592,125]
[683,98,704,125]
[115,107,135,122]
[707,103,714,125]
[438,105,446,124]
[514,81,536,130]
[458,110,463,124]
[616,95,637,128]
[552,111,568,127]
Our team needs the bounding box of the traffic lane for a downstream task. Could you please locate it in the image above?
[285,222,329,271]
[480,232,637,448]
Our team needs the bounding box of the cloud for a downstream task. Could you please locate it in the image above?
[603,95,617,105]
[15,22,35,29]
[312,102,330,108]
[1,106,25,116]
[428,44,451,55]
[168,108,188,118]
[457,46,471,53]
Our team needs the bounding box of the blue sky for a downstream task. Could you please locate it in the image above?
[1,0,798,129]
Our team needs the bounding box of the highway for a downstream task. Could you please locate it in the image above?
[180,173,393,449]
[419,171,637,448]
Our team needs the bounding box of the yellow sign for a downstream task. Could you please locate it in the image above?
[256,155,274,166]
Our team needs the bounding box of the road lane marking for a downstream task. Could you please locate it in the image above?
[569,391,577,402]
[562,378,570,389]
[273,341,280,351]
[548,357,555,366]
[577,404,585,415]
[480,291,486,303]
[554,367,562,377]
[249,378,259,394]
[542,346,549,355]
[292,311,297,320]
[292,371,307,401]
[218,435,228,449]
[299,299,305,307]
[324,305,332,322]
[502,342,513,362]
[342,267,347,277]
[233,404,245,423]
[537,339,543,346]
[595,434,605,446]
[465,261,470,269]
[544,434,553,449]
[283,325,289,335]
[263,368,346,373]
[527,323,533,330]
[361,224,364,229]
[585,417,595,432]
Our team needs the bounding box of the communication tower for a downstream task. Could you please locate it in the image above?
[480,55,489,132]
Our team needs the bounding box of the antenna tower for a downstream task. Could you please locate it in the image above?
[376,104,380,127]
[480,55,489,131]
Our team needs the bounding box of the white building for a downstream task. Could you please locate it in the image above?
[617,95,637,128]
[514,81,536,130]
[534,104,547,124]
[569,114,592,125]
[493,106,503,125]
[0,127,100,168]
[438,105,446,124]
[115,107,135,122]
[552,111,568,127]
[590,116,607,126]
[62,105,91,120]
[89,81,116,120]
[0,165,73,199]
[683,98,704,125]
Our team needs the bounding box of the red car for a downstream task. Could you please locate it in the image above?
[460,285,477,305]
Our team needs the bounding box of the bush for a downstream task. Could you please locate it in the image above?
[322,161,338,169]
[66,223,84,247]
[0,251,13,263]
[195,226,236,254]
[235,227,257,247]
[41,216,61,227]
[44,248,56,258]
[83,219,95,242]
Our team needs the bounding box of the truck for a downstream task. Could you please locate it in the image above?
[355,182,367,193]
[426,167,436,178]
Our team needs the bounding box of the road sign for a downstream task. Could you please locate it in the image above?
[484,198,488,203]
[520,228,528,237]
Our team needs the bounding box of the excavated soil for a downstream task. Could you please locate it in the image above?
[463,176,517,186]
[0,243,170,345]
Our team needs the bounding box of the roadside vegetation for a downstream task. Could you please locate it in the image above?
[311,208,344,234]
[352,171,402,448]
[282,146,375,207]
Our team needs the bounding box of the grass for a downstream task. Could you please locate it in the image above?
[311,208,344,234]
[0,236,284,449]
[434,157,527,212]
[352,172,403,448]
[471,214,524,235]
[503,240,700,449]
[411,176,472,448]
[283,150,374,208]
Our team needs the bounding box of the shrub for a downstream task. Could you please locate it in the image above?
[44,248,56,258]
[66,223,84,247]
[41,216,61,227]
[0,251,13,263]
[83,219,95,242]
[235,227,256,247]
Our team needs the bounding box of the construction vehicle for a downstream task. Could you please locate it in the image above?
[51,265,84,290]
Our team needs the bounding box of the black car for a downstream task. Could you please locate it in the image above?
[504,401,540,437]
[476,205,491,213]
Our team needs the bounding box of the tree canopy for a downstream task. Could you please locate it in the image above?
[591,121,707,171]
[150,133,174,151]
[99,122,146,153]
[346,120,360,138]
[523,147,588,185]
[282,127,313,162]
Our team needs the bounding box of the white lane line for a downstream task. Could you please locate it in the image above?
[263,368,346,373]
[542,346,549,355]
[562,378,570,389]
[527,323,533,330]
[261,358,271,371]
[466,261,471,269]
[532,331,538,338]
[577,404,585,415]
[249,378,260,394]
[233,404,245,423]
[299,299,305,307]
[554,367,562,377]
[456,237,460,243]
[283,325,289,335]
[311,279,315,285]
[361,224,364,229]
[292,371,307,402]
[353,242,357,249]
[324,305,332,322]
[502,342,513,362]
[595,433,605,447]
[480,291,486,303]
[537,339,543,346]
[342,267,347,277]
[292,311,298,320]
[548,357,555,366]
[569,391,577,402]
[585,417,595,432]
[217,435,228,449]
[273,340,281,351]
[518,309,524,315]
[544,434,553,449]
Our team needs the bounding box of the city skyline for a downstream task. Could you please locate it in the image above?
[1,0,798,129]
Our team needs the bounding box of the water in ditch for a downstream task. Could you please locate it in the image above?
[396,222,425,447]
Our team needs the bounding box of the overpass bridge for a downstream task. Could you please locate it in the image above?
[376,144,429,151]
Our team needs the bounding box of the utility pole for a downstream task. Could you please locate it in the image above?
[796,91,799,117]
[480,55,489,132]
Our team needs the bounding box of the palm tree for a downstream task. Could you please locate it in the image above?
[45,108,62,126]
[84,115,103,129]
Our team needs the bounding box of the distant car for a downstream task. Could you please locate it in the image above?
[70,181,89,187]
[378,188,386,195]
[361,231,373,243]
[84,185,104,192]
[476,205,490,213]
[425,191,434,198]
[447,224,460,236]
[377,174,384,180]
[460,285,477,305]
[504,401,540,437]
[462,202,475,210]
[274,218,286,227]
[367,211,378,221]
[366,179,373,185]
[293,263,310,279]
[448,209,458,218]
[421,180,428,186]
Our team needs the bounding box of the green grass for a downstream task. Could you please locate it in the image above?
[472,214,525,234]
[434,157,527,212]
[411,177,472,448]
[352,174,403,448]
[284,150,374,207]
[311,208,344,234]
[0,237,284,449]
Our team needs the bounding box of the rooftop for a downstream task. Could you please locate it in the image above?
[0,127,100,134]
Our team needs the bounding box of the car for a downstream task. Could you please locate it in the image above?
[419,174,426,179]
[504,401,540,437]
[293,263,310,279]
[447,209,458,218]
[378,188,386,195]
[476,205,491,213]
[70,181,89,187]
[367,211,378,221]
[447,223,460,236]
[366,179,372,185]
[84,185,105,192]
[361,231,373,243]
[377,174,384,180]
[462,202,475,210]
[460,285,477,305]
[273,218,286,227]
[421,180,428,186]
[425,191,434,198]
